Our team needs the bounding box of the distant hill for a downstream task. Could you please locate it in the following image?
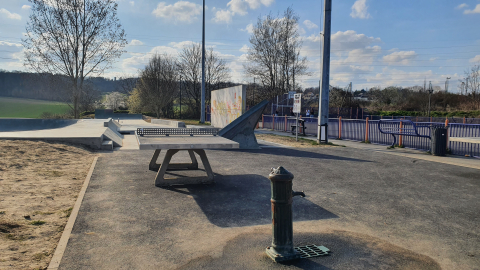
[0,70,132,102]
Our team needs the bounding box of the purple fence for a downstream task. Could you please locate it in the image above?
[260,115,480,158]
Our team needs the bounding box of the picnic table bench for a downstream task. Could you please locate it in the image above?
[290,118,306,136]
[378,119,431,147]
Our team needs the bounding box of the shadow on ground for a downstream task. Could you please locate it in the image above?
[164,174,338,227]
[219,147,372,163]
[176,230,441,270]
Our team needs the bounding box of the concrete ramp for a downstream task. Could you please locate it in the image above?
[0,119,122,150]
[219,100,268,149]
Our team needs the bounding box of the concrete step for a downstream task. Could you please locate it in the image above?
[101,140,113,150]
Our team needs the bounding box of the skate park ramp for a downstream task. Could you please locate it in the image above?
[219,100,268,149]
[0,118,123,150]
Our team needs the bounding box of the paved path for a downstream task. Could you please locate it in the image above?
[57,140,479,269]
[255,129,480,170]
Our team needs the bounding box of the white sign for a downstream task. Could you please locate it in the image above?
[288,91,296,99]
[293,93,302,113]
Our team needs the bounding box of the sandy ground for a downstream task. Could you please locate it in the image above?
[255,133,340,148]
[0,140,96,270]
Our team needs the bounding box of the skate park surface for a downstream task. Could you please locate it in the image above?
[1,117,479,269]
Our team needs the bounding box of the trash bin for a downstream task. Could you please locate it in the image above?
[430,125,448,156]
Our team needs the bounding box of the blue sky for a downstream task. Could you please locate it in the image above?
[0,0,479,92]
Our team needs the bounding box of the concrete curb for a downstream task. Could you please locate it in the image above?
[47,156,99,270]
[151,119,186,128]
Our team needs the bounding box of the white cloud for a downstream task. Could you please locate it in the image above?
[464,4,480,14]
[213,9,233,24]
[303,20,318,29]
[455,3,468,9]
[228,0,248,15]
[169,40,198,48]
[21,5,31,9]
[350,0,371,19]
[0,41,23,47]
[382,51,417,65]
[240,23,254,34]
[239,45,249,53]
[152,1,202,23]
[430,57,438,61]
[470,55,480,63]
[129,1,134,6]
[331,30,381,52]
[0,8,21,20]
[130,39,143,46]
[214,0,274,23]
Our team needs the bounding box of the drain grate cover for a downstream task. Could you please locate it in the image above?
[294,245,330,258]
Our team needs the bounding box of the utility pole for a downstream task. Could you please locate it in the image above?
[200,0,206,123]
[445,77,451,92]
[317,0,332,143]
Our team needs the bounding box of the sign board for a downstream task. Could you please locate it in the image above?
[288,91,296,99]
[293,93,302,113]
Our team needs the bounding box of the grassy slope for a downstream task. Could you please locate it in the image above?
[0,97,70,118]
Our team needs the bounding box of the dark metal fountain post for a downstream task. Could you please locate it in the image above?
[266,166,305,262]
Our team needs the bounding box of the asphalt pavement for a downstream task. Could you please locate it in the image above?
[57,141,479,270]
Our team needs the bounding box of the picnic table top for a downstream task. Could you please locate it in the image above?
[136,135,240,150]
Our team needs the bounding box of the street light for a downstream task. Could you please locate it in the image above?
[428,81,433,117]
[445,77,451,92]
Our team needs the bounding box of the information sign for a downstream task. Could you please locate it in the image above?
[293,94,302,113]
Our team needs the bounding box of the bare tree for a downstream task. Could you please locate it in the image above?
[245,7,309,100]
[178,44,230,118]
[22,0,127,118]
[137,54,178,118]
[205,47,230,103]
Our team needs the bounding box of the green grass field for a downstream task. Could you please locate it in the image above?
[0,97,70,118]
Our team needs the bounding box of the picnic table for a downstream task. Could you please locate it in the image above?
[136,128,239,187]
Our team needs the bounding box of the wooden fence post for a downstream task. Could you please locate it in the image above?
[445,118,449,147]
[338,116,342,139]
[463,116,466,124]
[365,117,369,142]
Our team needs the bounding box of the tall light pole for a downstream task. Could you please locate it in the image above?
[200,0,206,123]
[317,0,332,143]
[428,81,433,117]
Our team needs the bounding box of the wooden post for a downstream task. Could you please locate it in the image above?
[365,117,369,142]
[399,120,403,147]
[445,118,449,147]
[339,116,342,139]
[430,116,432,122]
[463,116,466,124]
[284,115,287,131]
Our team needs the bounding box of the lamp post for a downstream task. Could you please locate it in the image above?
[445,77,451,92]
[428,81,433,117]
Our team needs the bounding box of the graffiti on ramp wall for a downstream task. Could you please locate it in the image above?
[211,85,246,128]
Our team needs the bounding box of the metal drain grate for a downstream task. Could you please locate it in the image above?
[295,245,330,258]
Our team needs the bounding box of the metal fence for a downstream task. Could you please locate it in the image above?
[260,115,480,158]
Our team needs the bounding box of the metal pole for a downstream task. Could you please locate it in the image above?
[200,0,206,123]
[253,77,255,105]
[296,113,298,141]
[317,0,332,143]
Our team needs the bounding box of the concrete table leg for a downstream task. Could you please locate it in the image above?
[193,149,214,181]
[149,149,198,171]
[154,149,215,187]
[155,149,179,187]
